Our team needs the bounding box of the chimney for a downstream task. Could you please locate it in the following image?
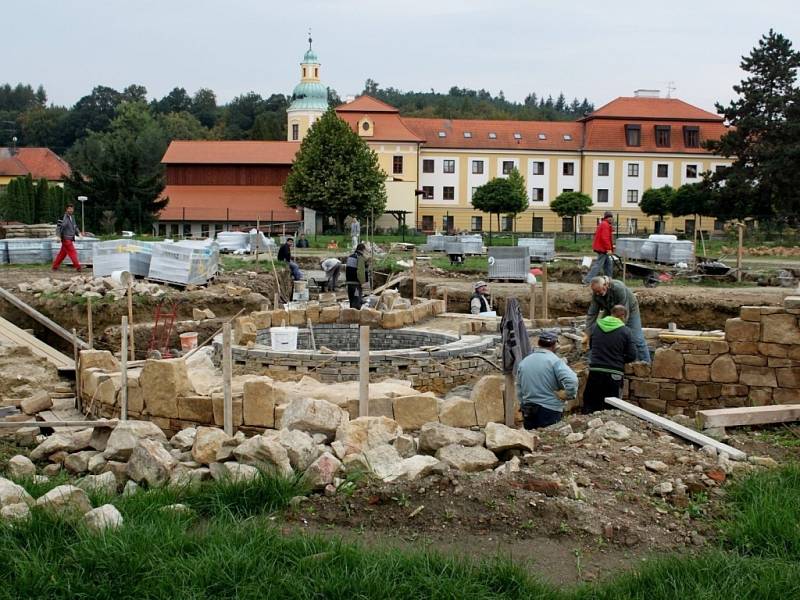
[634,89,660,98]
[345,95,356,103]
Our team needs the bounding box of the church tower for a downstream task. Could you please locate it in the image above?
[286,34,328,142]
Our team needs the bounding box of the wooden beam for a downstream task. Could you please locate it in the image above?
[503,372,517,427]
[359,325,369,417]
[697,405,800,429]
[0,286,88,349]
[120,316,128,421]
[222,322,233,436]
[604,396,747,460]
[371,275,409,296]
[0,419,117,429]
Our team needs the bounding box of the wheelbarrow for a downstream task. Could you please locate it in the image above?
[611,254,661,287]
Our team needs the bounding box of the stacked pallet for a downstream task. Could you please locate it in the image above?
[0,223,57,239]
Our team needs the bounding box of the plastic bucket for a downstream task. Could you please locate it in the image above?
[111,270,132,287]
[270,326,298,350]
[180,332,198,351]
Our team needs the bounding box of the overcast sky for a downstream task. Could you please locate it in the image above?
[7,0,798,113]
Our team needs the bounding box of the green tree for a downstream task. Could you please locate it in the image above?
[550,191,592,242]
[283,107,386,230]
[471,169,528,237]
[34,178,49,223]
[158,111,212,141]
[706,30,800,222]
[1,175,36,223]
[640,186,675,232]
[191,88,219,128]
[66,102,167,233]
[670,182,716,233]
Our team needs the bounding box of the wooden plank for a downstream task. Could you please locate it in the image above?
[0,419,117,429]
[697,405,800,429]
[0,316,74,370]
[222,322,232,436]
[371,274,409,297]
[503,372,517,427]
[604,396,747,460]
[359,326,369,417]
[0,286,89,349]
[120,317,129,420]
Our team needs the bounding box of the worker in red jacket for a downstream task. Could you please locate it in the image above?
[583,211,615,284]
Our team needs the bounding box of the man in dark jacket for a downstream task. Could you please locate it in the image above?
[583,211,614,283]
[345,243,367,309]
[52,203,81,271]
[586,275,650,363]
[469,281,491,314]
[277,237,302,280]
[582,304,636,413]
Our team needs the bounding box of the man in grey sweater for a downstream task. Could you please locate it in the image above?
[52,203,81,271]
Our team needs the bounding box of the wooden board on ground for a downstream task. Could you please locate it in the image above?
[604,396,747,461]
[39,407,86,432]
[371,275,409,296]
[697,405,800,429]
[0,316,75,371]
[0,286,88,350]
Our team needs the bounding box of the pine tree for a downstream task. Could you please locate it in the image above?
[283,108,387,231]
[34,178,50,223]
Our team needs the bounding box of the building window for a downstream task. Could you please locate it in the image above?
[597,189,609,203]
[314,67,318,78]
[502,161,514,174]
[421,215,434,231]
[657,163,669,178]
[532,161,545,175]
[625,124,641,147]
[291,124,299,141]
[655,125,671,147]
[442,215,454,232]
[214,224,223,236]
[531,188,545,202]
[303,67,307,77]
[392,155,403,174]
[472,160,484,174]
[201,223,210,237]
[714,219,725,231]
[562,162,575,176]
[598,162,609,176]
[158,223,166,237]
[715,165,726,174]
[686,164,698,178]
[683,126,700,148]
[532,217,544,233]
[422,159,434,173]
[488,132,497,139]
[171,224,179,238]
[562,188,573,194]
[627,163,639,177]
[561,217,574,233]
[438,131,447,138]
[464,131,472,138]
[502,216,514,232]
[471,216,483,231]
[362,121,370,131]
[627,218,638,233]
[183,223,191,238]
[442,186,455,200]
[443,159,455,174]
[626,189,639,204]
[470,187,478,199]
[421,186,433,199]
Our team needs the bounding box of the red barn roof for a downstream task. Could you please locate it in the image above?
[162,141,298,165]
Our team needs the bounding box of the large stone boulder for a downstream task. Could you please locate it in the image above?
[35,485,92,516]
[435,444,498,472]
[140,358,193,417]
[104,420,167,461]
[222,463,260,483]
[710,355,739,383]
[484,422,536,452]
[272,429,319,472]
[30,429,93,461]
[392,394,438,430]
[761,314,800,345]
[417,422,485,453]
[126,439,177,487]
[20,390,52,415]
[64,450,101,475]
[387,455,440,482]
[242,379,277,428]
[471,375,505,426]
[0,477,34,508]
[0,503,30,522]
[84,504,123,532]
[303,452,342,489]
[233,435,293,477]
[438,396,478,428]
[191,427,232,465]
[335,416,403,456]
[77,472,118,496]
[281,397,349,439]
[362,444,404,481]
[170,428,197,452]
[6,455,35,479]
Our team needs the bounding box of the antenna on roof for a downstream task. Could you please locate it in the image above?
[666,81,676,98]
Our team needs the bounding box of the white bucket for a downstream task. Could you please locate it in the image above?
[111,270,132,287]
[581,256,593,269]
[270,326,298,350]
[293,280,307,293]
[180,332,198,351]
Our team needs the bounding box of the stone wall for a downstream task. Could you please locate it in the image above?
[625,296,800,415]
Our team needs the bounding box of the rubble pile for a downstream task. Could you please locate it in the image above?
[17,275,166,300]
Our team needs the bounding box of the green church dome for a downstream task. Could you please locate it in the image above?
[289,81,328,112]
[303,48,319,63]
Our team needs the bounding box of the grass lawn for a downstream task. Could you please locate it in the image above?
[2,462,800,599]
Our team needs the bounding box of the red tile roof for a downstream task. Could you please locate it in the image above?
[583,120,728,153]
[336,95,399,113]
[585,97,722,122]
[159,185,300,222]
[402,118,582,151]
[162,141,298,165]
[0,147,71,180]
[337,112,424,143]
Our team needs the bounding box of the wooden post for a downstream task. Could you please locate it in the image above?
[542,263,549,320]
[307,318,317,351]
[274,292,281,310]
[622,259,627,283]
[504,372,517,427]
[442,288,448,312]
[222,322,233,436]
[412,247,417,301]
[120,317,128,420]
[529,283,536,322]
[86,295,94,349]
[737,222,744,283]
[255,219,260,266]
[72,328,81,411]
[127,280,135,360]
[359,325,369,417]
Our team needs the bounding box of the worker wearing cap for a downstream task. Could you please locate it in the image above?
[515,331,579,429]
[470,281,491,315]
[583,211,615,284]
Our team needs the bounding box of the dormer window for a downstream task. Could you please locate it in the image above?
[463,132,472,138]
[683,126,700,148]
[488,132,497,139]
[538,133,547,140]
[438,131,446,138]
[563,134,572,141]
[655,125,671,147]
[625,124,641,147]
[513,133,522,140]
[362,122,370,131]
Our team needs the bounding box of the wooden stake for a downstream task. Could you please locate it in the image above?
[308,318,316,351]
[622,259,627,283]
[120,316,128,420]
[542,263,549,320]
[255,218,260,266]
[359,325,369,417]
[529,283,536,322]
[222,322,233,436]
[504,372,517,427]
[86,296,94,349]
[127,280,135,360]
[442,288,448,312]
[274,292,281,310]
[737,222,744,283]
[412,247,417,301]
[72,328,81,411]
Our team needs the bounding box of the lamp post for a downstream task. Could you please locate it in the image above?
[76,196,88,235]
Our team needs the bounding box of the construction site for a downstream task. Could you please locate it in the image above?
[0,228,798,592]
